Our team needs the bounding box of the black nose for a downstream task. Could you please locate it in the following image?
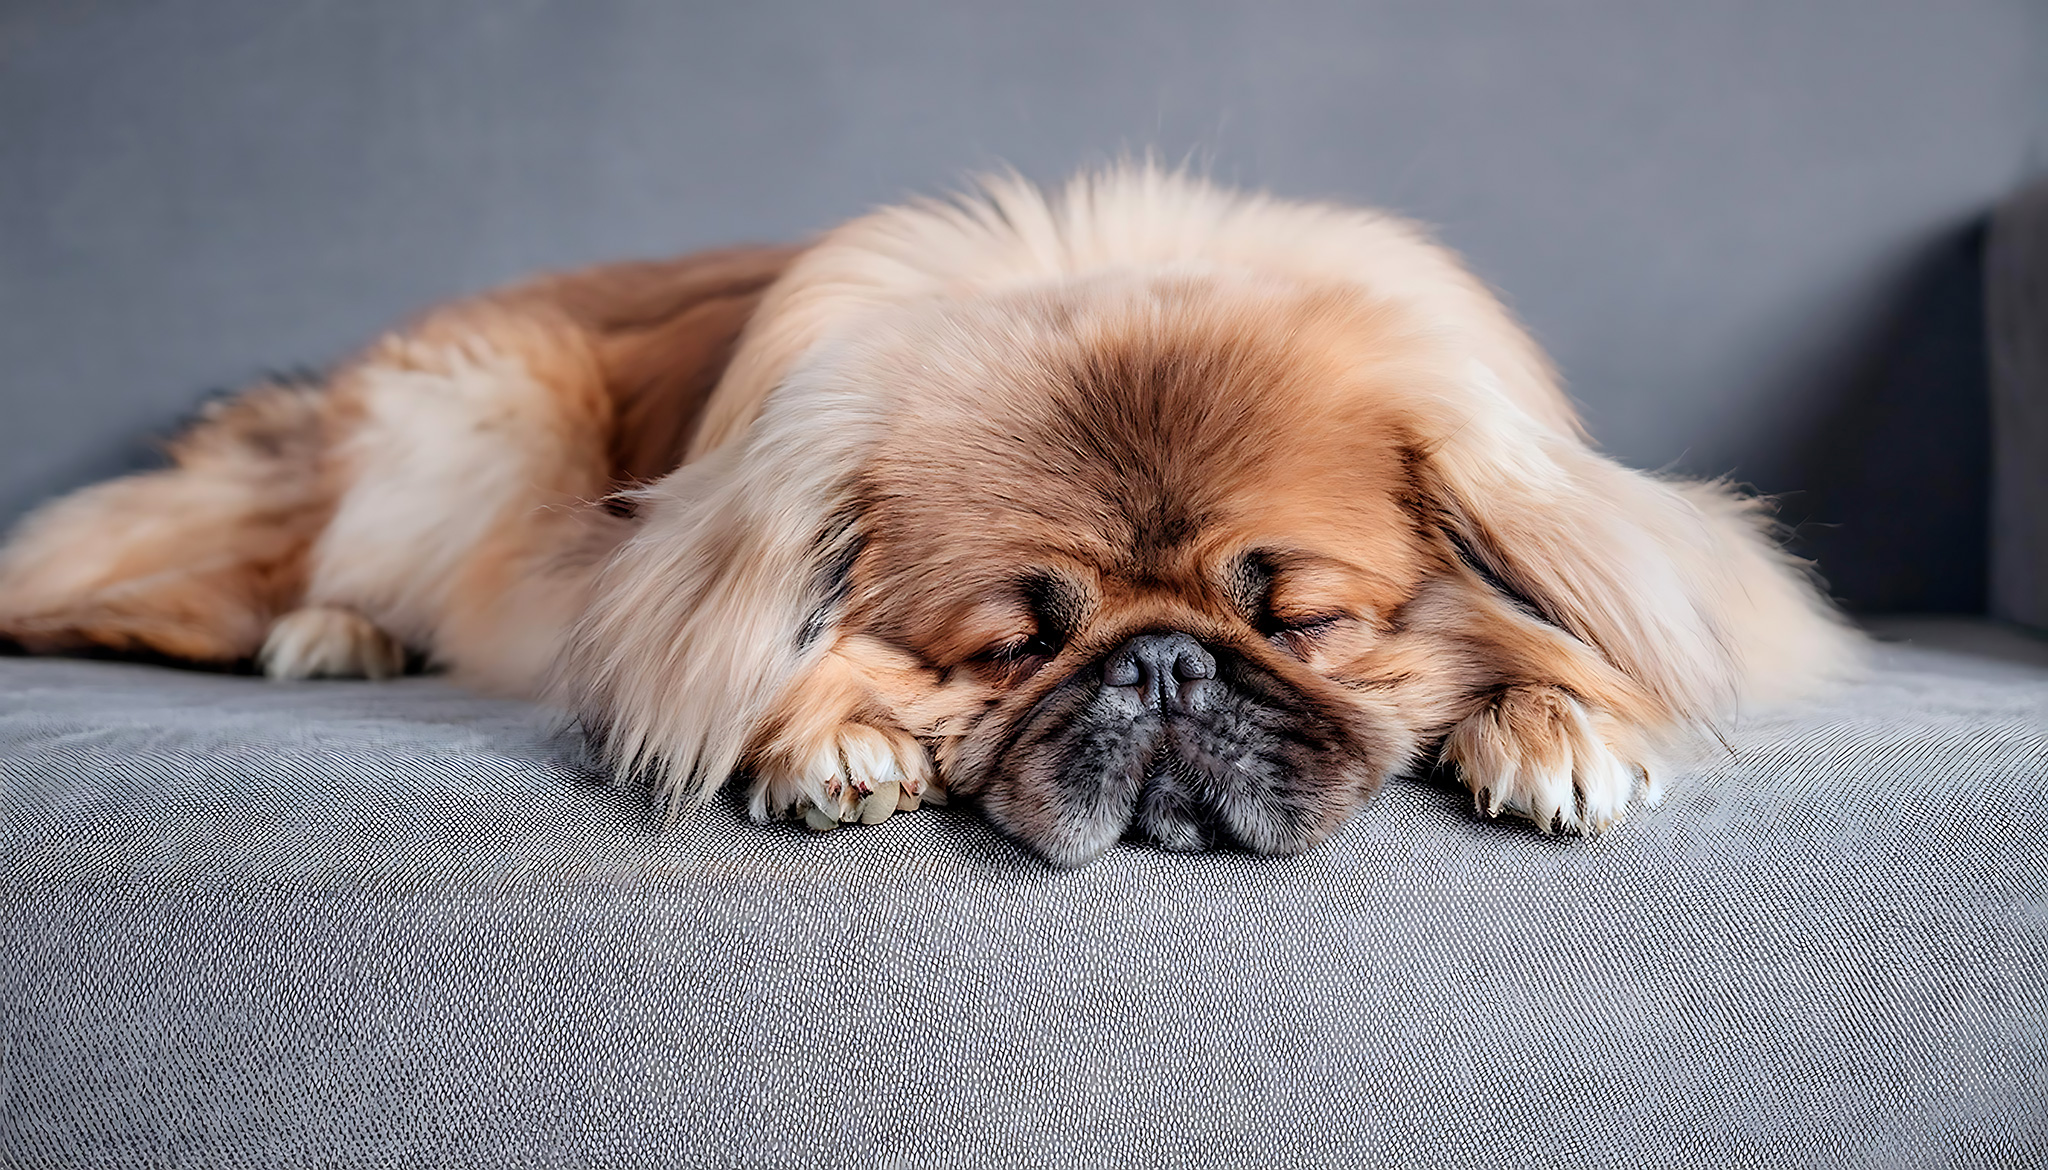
[1100,632,1217,712]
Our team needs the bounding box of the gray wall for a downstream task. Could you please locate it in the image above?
[3,1,2043,610]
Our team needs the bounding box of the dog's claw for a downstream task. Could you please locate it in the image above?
[857,782,899,824]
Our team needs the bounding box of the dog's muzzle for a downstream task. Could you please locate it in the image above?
[983,628,1359,867]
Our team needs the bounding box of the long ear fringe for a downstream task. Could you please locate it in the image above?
[1429,403,1862,724]
[550,353,882,818]
[1665,478,1867,704]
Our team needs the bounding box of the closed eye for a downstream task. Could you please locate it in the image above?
[1265,612,1343,636]
[981,632,1062,661]
[967,569,1085,678]
[1261,612,1346,657]
[1229,553,1348,637]
[970,630,1064,680]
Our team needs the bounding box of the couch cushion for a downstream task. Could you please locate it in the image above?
[3,622,2045,1167]
[1990,178,2048,631]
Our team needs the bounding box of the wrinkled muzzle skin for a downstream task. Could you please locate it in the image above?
[944,629,1393,868]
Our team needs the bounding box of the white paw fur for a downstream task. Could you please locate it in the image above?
[749,723,942,831]
[260,606,406,680]
[1441,686,1652,834]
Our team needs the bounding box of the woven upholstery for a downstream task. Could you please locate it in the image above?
[3,623,2044,1167]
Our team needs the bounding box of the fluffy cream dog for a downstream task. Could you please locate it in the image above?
[0,167,1856,865]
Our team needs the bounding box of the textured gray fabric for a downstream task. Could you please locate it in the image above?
[1989,178,2048,631]
[3,624,2046,1167]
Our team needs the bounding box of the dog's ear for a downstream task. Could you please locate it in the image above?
[1418,363,1857,721]
[554,347,883,814]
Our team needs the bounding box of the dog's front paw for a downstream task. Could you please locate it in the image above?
[748,722,941,831]
[1441,685,1651,834]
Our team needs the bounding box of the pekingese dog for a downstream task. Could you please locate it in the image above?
[0,167,1856,866]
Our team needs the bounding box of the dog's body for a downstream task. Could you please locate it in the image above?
[0,168,1857,865]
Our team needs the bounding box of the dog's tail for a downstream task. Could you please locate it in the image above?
[0,378,332,666]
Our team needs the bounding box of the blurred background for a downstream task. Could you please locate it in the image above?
[3,0,2043,613]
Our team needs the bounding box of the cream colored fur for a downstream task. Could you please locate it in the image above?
[306,314,619,691]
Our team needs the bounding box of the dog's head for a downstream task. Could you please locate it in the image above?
[830,275,1458,864]
[563,170,1845,866]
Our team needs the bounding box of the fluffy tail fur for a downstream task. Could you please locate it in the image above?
[0,380,332,666]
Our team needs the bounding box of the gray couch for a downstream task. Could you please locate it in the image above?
[6,5,2048,1166]
[4,622,2045,1166]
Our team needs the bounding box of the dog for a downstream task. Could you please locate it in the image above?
[0,166,1857,866]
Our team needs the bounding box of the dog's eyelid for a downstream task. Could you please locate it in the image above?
[1271,609,1348,630]
[1227,548,1362,633]
[961,599,1066,663]
[1223,549,1279,618]
[986,631,1060,659]
[1229,546,1346,587]
[1015,568,1089,637]
[967,629,1063,683]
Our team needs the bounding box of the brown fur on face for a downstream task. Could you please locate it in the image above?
[1,166,1859,865]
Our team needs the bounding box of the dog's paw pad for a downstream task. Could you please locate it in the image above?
[1442,686,1648,835]
[260,607,405,680]
[751,723,939,830]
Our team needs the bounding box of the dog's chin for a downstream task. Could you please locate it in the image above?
[952,639,1390,868]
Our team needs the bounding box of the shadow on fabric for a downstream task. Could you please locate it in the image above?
[1775,219,1992,614]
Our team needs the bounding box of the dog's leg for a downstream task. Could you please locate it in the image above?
[0,380,331,666]
[299,312,620,695]
[1384,570,1667,835]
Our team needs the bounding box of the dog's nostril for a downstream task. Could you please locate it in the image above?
[1102,657,1143,688]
